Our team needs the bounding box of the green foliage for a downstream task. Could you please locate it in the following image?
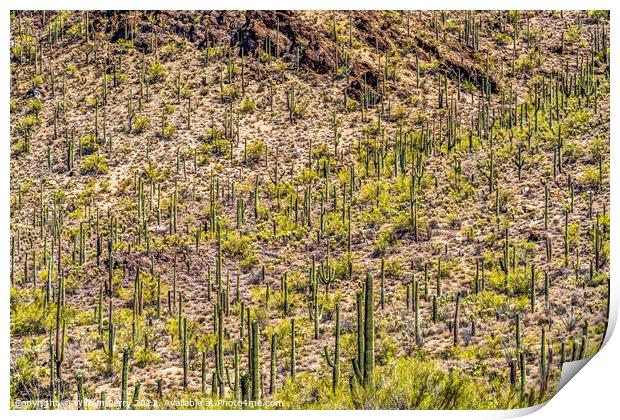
[487,267,530,296]
[134,115,150,133]
[246,139,267,163]
[160,42,180,60]
[588,10,609,21]
[494,32,511,46]
[28,98,42,115]
[10,337,47,401]
[30,74,44,87]
[148,61,165,83]
[373,227,396,255]
[17,113,39,136]
[81,153,109,175]
[564,109,593,135]
[222,84,240,102]
[222,231,258,272]
[461,79,476,93]
[80,133,98,155]
[275,356,517,409]
[470,291,508,319]
[10,289,50,336]
[376,335,398,365]
[514,49,541,74]
[200,46,225,63]
[161,124,178,139]
[135,346,161,368]
[239,97,256,114]
[293,102,308,119]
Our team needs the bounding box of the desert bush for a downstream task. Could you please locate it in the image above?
[80,133,98,155]
[10,290,50,336]
[239,97,256,113]
[81,153,109,175]
[246,139,267,163]
[148,61,165,83]
[134,115,150,133]
[275,356,517,409]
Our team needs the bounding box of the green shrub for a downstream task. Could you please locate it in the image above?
[293,102,308,119]
[28,98,42,115]
[135,347,161,368]
[588,10,609,21]
[494,32,511,46]
[30,74,44,87]
[222,231,254,258]
[160,42,179,61]
[246,139,267,163]
[461,79,476,93]
[81,153,109,175]
[161,124,178,139]
[239,97,256,113]
[134,115,150,133]
[80,133,98,155]
[579,165,602,188]
[275,356,517,409]
[17,114,39,137]
[514,49,540,74]
[10,290,50,336]
[222,231,258,272]
[10,337,47,401]
[487,267,529,296]
[148,61,165,83]
[222,84,240,102]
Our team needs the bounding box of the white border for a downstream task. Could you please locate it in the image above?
[2,1,617,418]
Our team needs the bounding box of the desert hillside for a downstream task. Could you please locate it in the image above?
[10,10,610,409]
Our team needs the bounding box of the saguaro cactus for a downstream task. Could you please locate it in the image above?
[269,333,277,395]
[363,273,375,387]
[353,291,364,382]
[104,299,116,372]
[54,272,65,387]
[539,327,547,394]
[529,265,536,312]
[290,318,296,381]
[251,319,260,401]
[519,351,526,400]
[121,348,129,409]
[453,292,461,346]
[77,375,84,409]
[515,313,521,352]
[181,316,188,390]
[323,302,341,392]
[130,382,141,410]
[414,280,421,345]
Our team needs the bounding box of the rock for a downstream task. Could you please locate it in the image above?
[26,87,43,100]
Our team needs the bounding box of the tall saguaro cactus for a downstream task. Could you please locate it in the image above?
[121,348,129,409]
[323,302,341,392]
[363,273,375,387]
[351,273,377,388]
[453,292,461,346]
[54,272,65,388]
[251,320,260,402]
[269,333,277,395]
[290,318,297,381]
